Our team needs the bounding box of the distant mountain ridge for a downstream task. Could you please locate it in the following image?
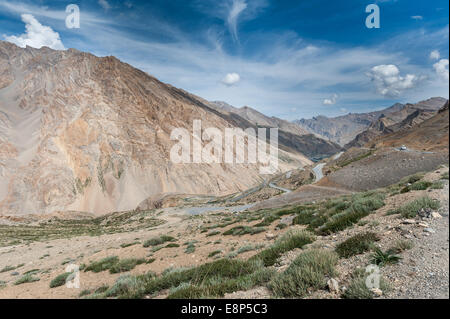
[294,97,447,146]
[345,97,448,149]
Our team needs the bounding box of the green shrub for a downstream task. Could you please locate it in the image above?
[249,230,315,266]
[335,232,379,258]
[14,274,40,285]
[441,172,449,180]
[409,181,433,191]
[430,181,444,190]
[165,243,180,248]
[269,249,338,297]
[167,267,275,299]
[208,250,222,258]
[50,272,73,288]
[387,196,440,218]
[390,240,413,253]
[318,193,385,235]
[143,235,176,247]
[109,258,146,274]
[342,268,390,299]
[85,256,119,273]
[370,248,401,267]
[223,226,265,236]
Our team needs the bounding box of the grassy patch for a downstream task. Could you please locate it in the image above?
[223,226,265,236]
[335,232,379,258]
[390,240,413,253]
[143,235,176,247]
[430,181,444,190]
[269,249,338,297]
[208,250,222,258]
[85,256,119,273]
[50,272,73,288]
[14,274,40,285]
[318,192,385,235]
[107,258,267,299]
[386,196,440,218]
[441,172,449,180]
[109,258,146,274]
[342,268,390,299]
[249,229,315,267]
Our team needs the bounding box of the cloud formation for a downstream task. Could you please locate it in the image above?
[323,93,339,105]
[429,50,440,60]
[367,64,420,97]
[222,73,241,86]
[98,0,111,11]
[411,15,423,20]
[227,0,247,42]
[433,59,449,82]
[4,14,65,50]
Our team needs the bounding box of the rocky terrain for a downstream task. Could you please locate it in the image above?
[345,98,447,149]
[294,98,447,147]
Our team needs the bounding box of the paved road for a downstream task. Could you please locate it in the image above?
[312,163,326,182]
[268,182,292,193]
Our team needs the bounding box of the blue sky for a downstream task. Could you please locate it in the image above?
[0,0,448,119]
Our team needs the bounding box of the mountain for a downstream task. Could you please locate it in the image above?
[345,98,448,149]
[369,100,449,152]
[0,41,316,216]
[208,101,341,159]
[294,103,405,146]
[209,101,309,136]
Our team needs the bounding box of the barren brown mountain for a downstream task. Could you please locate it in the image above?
[0,41,317,216]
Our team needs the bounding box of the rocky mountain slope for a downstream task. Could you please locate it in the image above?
[345,98,448,149]
[370,101,449,152]
[294,98,447,146]
[0,41,316,216]
[294,103,405,146]
[209,101,342,159]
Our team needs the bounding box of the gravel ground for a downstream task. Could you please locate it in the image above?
[384,181,449,299]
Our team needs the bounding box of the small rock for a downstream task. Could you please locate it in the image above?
[371,288,383,297]
[423,228,435,233]
[417,222,429,228]
[431,212,442,219]
[265,233,277,240]
[11,272,19,276]
[402,219,416,225]
[327,278,339,293]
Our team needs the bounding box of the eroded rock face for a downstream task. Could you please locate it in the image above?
[0,41,309,216]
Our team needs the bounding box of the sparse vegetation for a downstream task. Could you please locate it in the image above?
[390,240,414,253]
[335,232,379,258]
[249,230,315,266]
[85,256,119,273]
[342,267,390,299]
[269,249,338,297]
[50,272,73,288]
[223,226,265,236]
[386,196,440,218]
[14,273,40,285]
[143,235,176,247]
[109,258,146,274]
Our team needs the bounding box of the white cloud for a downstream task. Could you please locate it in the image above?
[411,15,423,20]
[323,93,339,105]
[366,64,421,97]
[4,14,65,50]
[340,108,348,113]
[221,73,241,86]
[98,0,111,10]
[429,50,440,60]
[433,59,449,82]
[227,0,247,42]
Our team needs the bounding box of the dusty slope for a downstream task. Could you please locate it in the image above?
[0,41,311,216]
